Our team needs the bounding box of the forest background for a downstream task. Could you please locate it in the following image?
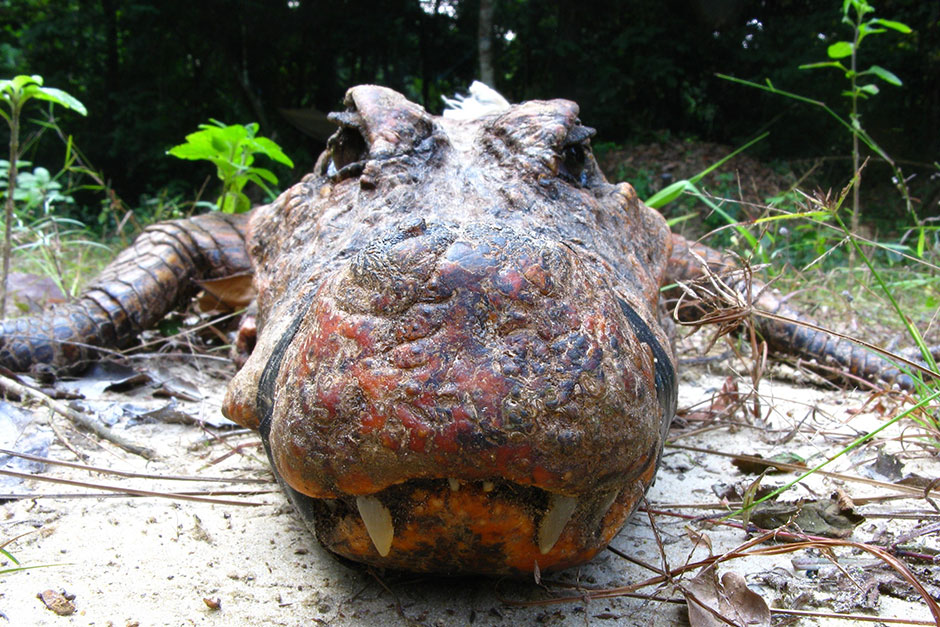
[1,0,939,240]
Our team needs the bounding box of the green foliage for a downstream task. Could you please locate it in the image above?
[798,0,910,101]
[167,120,294,214]
[720,0,916,263]
[0,74,85,312]
[0,74,86,120]
[0,160,74,214]
[645,133,770,262]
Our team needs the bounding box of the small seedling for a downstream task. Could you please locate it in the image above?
[167,120,294,213]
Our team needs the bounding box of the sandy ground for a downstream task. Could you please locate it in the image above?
[1,351,938,626]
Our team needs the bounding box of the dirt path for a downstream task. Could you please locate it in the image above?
[1,352,938,626]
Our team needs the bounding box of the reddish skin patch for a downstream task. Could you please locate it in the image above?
[523,263,550,292]
[351,361,399,402]
[315,382,343,421]
[334,469,378,494]
[433,407,472,454]
[380,431,401,451]
[396,404,431,453]
[493,443,533,477]
[359,408,386,434]
[532,465,553,486]
[338,317,375,351]
[495,268,526,299]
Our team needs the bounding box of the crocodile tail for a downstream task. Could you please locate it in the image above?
[0,211,252,373]
[665,233,923,389]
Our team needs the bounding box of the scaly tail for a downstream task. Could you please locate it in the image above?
[666,233,926,389]
[0,211,252,373]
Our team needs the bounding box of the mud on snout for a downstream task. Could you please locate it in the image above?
[255,219,677,575]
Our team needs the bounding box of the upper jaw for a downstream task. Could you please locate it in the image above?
[263,220,675,503]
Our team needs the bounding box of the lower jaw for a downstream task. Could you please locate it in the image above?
[281,470,657,576]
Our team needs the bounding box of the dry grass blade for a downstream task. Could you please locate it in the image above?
[668,442,940,500]
[0,468,268,506]
[506,527,939,625]
[0,448,270,484]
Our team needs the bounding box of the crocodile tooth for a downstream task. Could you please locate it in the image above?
[356,496,394,557]
[538,494,578,555]
[448,478,460,492]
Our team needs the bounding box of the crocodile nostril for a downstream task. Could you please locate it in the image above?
[399,217,427,237]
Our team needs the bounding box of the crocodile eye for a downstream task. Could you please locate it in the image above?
[557,123,596,186]
[328,126,367,175]
[560,143,587,183]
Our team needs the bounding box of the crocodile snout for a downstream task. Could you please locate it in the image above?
[252,222,676,574]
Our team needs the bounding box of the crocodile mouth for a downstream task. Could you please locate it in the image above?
[265,465,659,575]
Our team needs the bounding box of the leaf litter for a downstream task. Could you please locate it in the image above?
[0,335,937,624]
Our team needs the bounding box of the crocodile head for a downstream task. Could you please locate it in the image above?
[221,85,677,576]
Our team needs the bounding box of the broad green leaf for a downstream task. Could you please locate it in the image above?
[246,167,277,185]
[249,137,294,167]
[169,119,293,212]
[27,86,86,115]
[167,135,217,160]
[870,18,911,34]
[866,65,902,86]
[858,83,879,96]
[858,23,885,39]
[11,74,42,90]
[210,134,234,155]
[827,41,854,59]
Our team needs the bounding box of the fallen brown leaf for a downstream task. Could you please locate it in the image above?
[37,589,76,616]
[683,568,770,627]
[196,273,256,310]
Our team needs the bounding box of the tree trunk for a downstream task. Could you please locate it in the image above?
[478,0,495,86]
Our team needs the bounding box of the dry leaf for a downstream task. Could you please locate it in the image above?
[196,273,256,311]
[683,568,770,627]
[749,495,864,538]
[37,589,76,616]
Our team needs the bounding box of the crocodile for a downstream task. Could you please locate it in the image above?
[0,85,910,576]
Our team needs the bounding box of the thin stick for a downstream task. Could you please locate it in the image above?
[667,442,940,500]
[0,374,157,460]
[0,448,269,484]
[770,608,936,625]
[0,490,276,500]
[0,468,266,506]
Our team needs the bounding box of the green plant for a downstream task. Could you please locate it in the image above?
[0,74,86,314]
[645,132,770,263]
[0,160,75,214]
[799,0,912,251]
[719,1,914,264]
[167,120,294,214]
[0,157,110,302]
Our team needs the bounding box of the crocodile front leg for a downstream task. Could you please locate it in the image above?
[666,233,924,389]
[0,211,252,373]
